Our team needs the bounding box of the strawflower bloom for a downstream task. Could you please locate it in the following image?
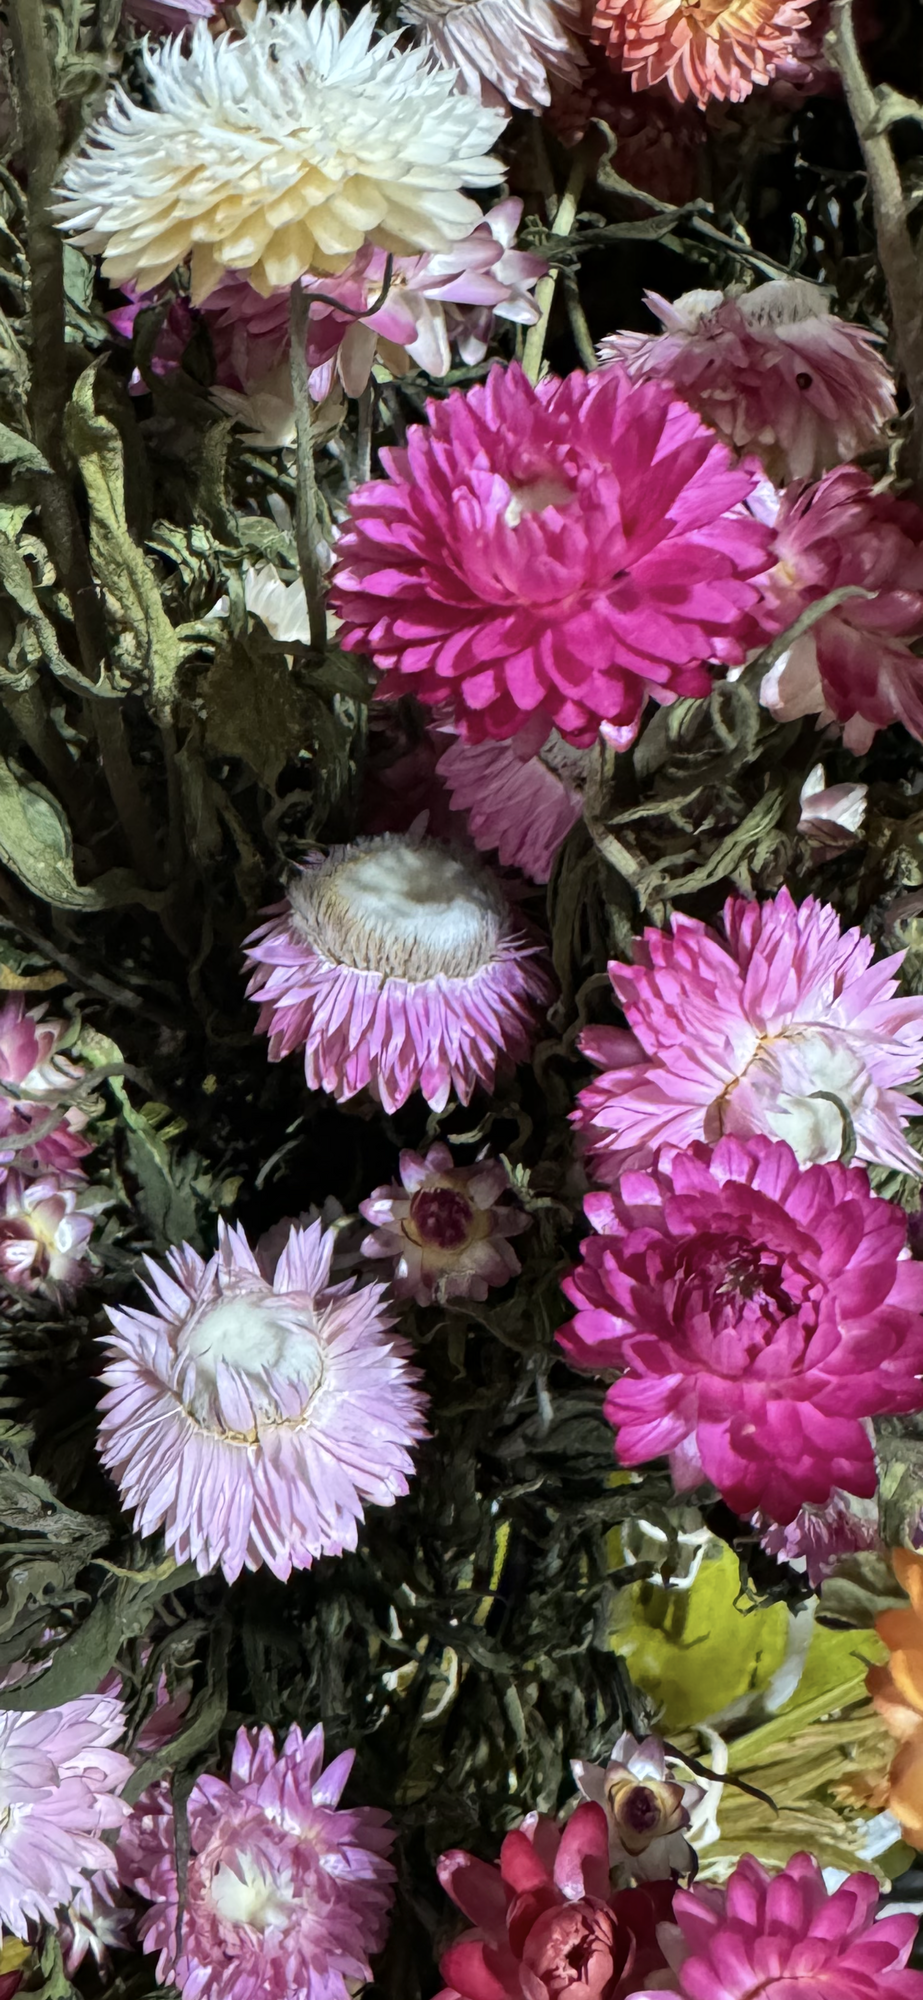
[797,762,868,850]
[61,1872,135,1976]
[600,279,896,483]
[54,3,507,300]
[119,1721,395,2000]
[360,1140,528,1305]
[574,885,923,1181]
[0,1170,104,1300]
[244,832,554,1114]
[0,994,90,1177]
[629,1850,923,1998]
[572,1732,702,1881]
[436,1802,674,2000]
[123,0,219,29]
[97,1216,426,1582]
[867,1548,923,1845]
[436,727,587,882]
[559,1134,923,1526]
[758,465,923,752]
[590,0,826,109]
[0,1694,131,1936]
[757,1489,881,1587]
[331,361,774,750]
[399,0,588,113]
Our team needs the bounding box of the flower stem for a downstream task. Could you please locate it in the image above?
[288,282,328,654]
[523,145,587,386]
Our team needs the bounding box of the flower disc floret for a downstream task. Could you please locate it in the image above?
[98,1216,427,1582]
[560,1135,923,1526]
[330,361,774,749]
[244,833,554,1114]
[54,2,507,300]
[0,1695,131,1937]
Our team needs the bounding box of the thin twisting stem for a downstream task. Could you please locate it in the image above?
[523,143,588,385]
[288,283,328,654]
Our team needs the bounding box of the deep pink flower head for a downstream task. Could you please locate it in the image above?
[436,727,587,882]
[600,279,896,483]
[98,1216,426,1582]
[330,361,774,750]
[758,465,923,751]
[574,886,923,1183]
[0,1170,104,1300]
[0,1694,131,1936]
[631,1851,923,1998]
[436,1802,674,2000]
[360,1140,529,1305]
[119,1721,395,2000]
[0,994,90,1177]
[244,833,554,1115]
[559,1134,923,1525]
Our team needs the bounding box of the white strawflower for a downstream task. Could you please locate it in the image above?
[54,2,507,302]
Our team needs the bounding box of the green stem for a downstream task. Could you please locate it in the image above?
[288,283,328,653]
[523,148,587,386]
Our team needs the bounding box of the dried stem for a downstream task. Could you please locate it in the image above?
[523,144,588,385]
[830,0,923,495]
[288,283,328,653]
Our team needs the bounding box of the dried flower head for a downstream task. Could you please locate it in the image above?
[119,1721,396,2000]
[0,995,90,1178]
[436,728,588,882]
[797,763,868,851]
[868,1549,923,1847]
[0,1170,104,1300]
[591,0,825,110]
[399,0,588,112]
[244,833,554,1114]
[0,1695,131,1936]
[98,1216,426,1582]
[54,2,507,300]
[757,1490,881,1588]
[572,1732,702,1881]
[360,1140,528,1305]
[600,279,896,483]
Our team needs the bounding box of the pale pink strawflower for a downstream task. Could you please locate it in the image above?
[123,0,219,31]
[436,727,587,882]
[629,1851,923,1999]
[600,280,897,484]
[797,762,868,850]
[0,994,90,1177]
[119,1721,395,2000]
[360,1140,528,1305]
[0,1694,131,1936]
[331,361,774,751]
[61,1871,135,1976]
[244,832,554,1115]
[591,0,827,109]
[97,1216,426,1583]
[399,0,588,113]
[758,465,923,752]
[559,1134,923,1526]
[572,1732,702,1882]
[0,1170,104,1300]
[756,1489,881,1587]
[574,885,923,1183]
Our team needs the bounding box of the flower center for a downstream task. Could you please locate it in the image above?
[503,475,575,528]
[739,277,827,330]
[407,1186,475,1251]
[209,1851,299,1933]
[293,837,504,982]
[183,1295,324,1404]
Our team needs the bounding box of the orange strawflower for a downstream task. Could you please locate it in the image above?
[868,1548,923,1844]
[591,0,823,109]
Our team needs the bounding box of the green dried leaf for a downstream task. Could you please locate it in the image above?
[0,752,162,909]
[0,422,49,473]
[202,635,313,790]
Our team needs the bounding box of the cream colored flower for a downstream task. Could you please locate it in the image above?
[54,2,507,302]
[400,0,588,112]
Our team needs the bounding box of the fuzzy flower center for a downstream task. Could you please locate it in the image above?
[184,1295,324,1403]
[407,1186,476,1251]
[503,475,575,527]
[209,1850,300,1933]
[297,841,504,982]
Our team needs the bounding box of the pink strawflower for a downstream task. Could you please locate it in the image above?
[97,1216,426,1583]
[756,1489,881,1587]
[436,727,587,882]
[399,0,588,113]
[559,1134,923,1525]
[572,1732,702,1882]
[108,281,196,394]
[123,0,218,26]
[244,832,554,1115]
[600,280,897,484]
[61,1871,135,1976]
[0,994,90,1177]
[0,1694,131,1936]
[758,465,923,752]
[436,1802,674,2000]
[330,361,774,750]
[574,886,923,1182]
[591,0,827,109]
[359,1140,528,1305]
[0,1170,104,1300]
[797,762,868,850]
[203,200,545,402]
[119,1721,395,2000]
[630,1851,923,1998]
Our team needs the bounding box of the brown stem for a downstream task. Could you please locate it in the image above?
[288,283,328,653]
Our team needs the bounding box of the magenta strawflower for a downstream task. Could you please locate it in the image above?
[330,361,774,750]
[436,728,587,882]
[600,279,896,483]
[360,1140,528,1305]
[0,1694,131,1936]
[0,1170,104,1299]
[0,994,90,1177]
[119,1721,395,2000]
[758,465,923,751]
[629,1851,923,1999]
[574,886,923,1183]
[97,1216,426,1583]
[244,833,554,1115]
[560,1134,923,1526]
[436,1803,674,2000]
